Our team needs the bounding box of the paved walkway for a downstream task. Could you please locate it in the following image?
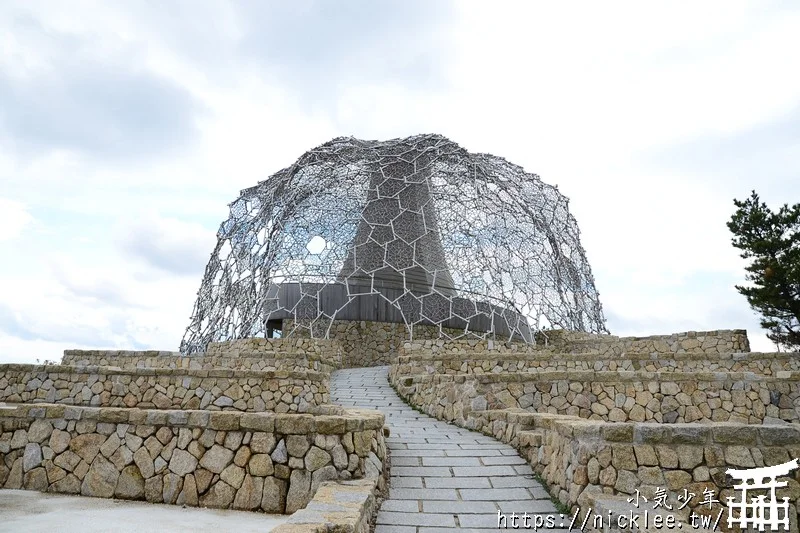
[0,489,287,533]
[331,367,570,533]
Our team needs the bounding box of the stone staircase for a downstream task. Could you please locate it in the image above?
[331,366,571,533]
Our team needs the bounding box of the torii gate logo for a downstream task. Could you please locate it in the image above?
[726,458,799,531]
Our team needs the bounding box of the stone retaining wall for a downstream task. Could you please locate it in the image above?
[0,403,386,515]
[392,351,800,377]
[467,409,800,532]
[536,328,751,353]
[284,319,411,368]
[400,329,751,358]
[566,329,751,355]
[204,338,342,367]
[285,319,468,368]
[0,365,328,413]
[391,370,800,425]
[62,351,337,374]
[274,477,383,533]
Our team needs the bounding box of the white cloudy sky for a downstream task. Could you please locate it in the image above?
[1,1,798,363]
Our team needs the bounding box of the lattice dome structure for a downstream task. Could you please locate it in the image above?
[180,134,607,354]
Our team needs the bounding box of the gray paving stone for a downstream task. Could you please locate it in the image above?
[496,499,560,514]
[423,500,497,514]
[393,466,453,477]
[377,511,456,527]
[389,488,459,500]
[452,465,518,477]
[418,529,493,533]
[375,525,416,533]
[423,477,491,489]
[444,448,501,457]
[473,437,504,443]
[407,443,462,449]
[479,455,527,465]
[489,476,541,488]
[380,500,420,512]
[460,487,533,500]
[458,513,507,528]
[529,486,552,499]
[392,449,447,457]
[390,477,423,488]
[391,457,422,466]
[422,457,481,467]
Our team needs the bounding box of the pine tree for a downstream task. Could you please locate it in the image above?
[727,191,800,350]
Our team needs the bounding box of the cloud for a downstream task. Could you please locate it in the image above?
[0,12,204,161]
[0,198,32,241]
[235,1,455,109]
[0,252,204,362]
[0,303,40,342]
[602,268,778,351]
[0,2,797,363]
[641,106,800,198]
[0,335,70,365]
[117,214,216,276]
[0,301,116,346]
[53,269,142,309]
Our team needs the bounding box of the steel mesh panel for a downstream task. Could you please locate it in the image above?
[180,134,607,353]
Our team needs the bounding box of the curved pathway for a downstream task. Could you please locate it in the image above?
[331,366,570,533]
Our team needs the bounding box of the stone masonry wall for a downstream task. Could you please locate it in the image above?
[204,338,342,365]
[62,351,337,374]
[565,329,751,355]
[285,319,464,368]
[392,371,800,425]
[0,403,386,514]
[284,320,409,368]
[386,330,800,531]
[400,329,751,358]
[467,409,800,532]
[392,351,800,378]
[0,365,328,413]
[537,328,752,353]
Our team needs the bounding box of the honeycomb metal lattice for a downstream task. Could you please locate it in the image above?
[180,134,607,353]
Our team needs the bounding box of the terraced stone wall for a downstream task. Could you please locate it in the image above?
[566,329,749,355]
[468,409,800,532]
[284,319,464,368]
[390,332,799,531]
[392,371,800,425]
[62,351,337,374]
[401,329,750,357]
[0,365,328,413]
[0,403,386,514]
[392,351,800,377]
[204,338,342,366]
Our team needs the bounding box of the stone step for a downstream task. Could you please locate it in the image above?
[516,430,542,447]
[331,365,563,532]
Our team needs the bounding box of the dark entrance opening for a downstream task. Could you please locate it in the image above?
[266,319,283,338]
